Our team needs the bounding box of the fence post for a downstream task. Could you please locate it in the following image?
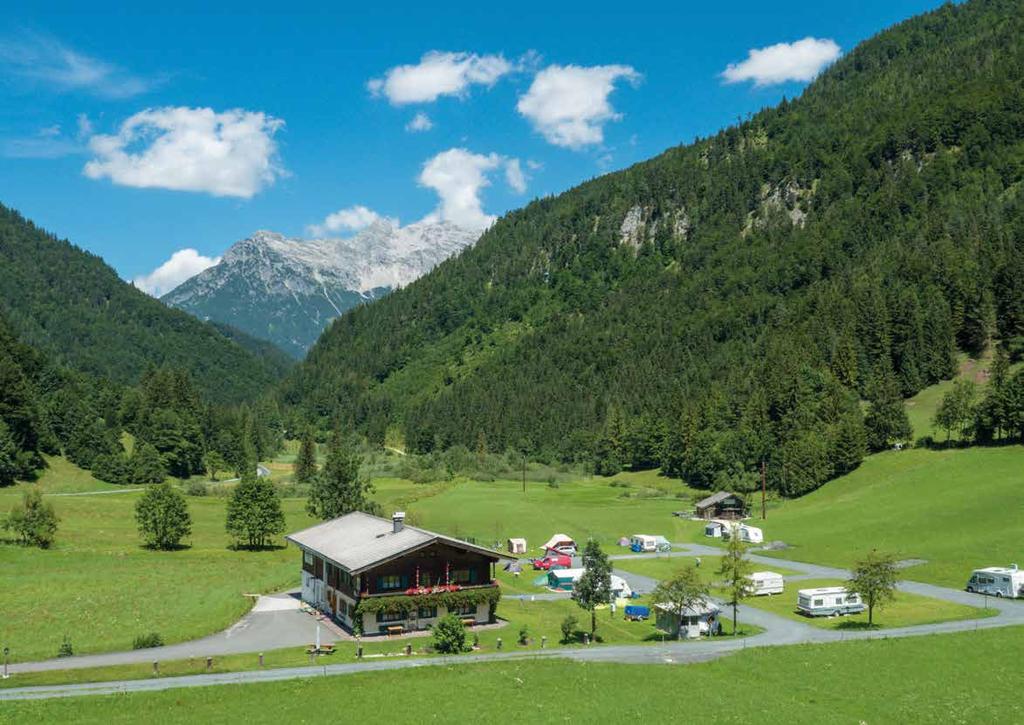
[259,652,264,667]
[152,660,158,676]
[541,636,546,649]
[206,656,213,671]
[357,646,363,659]
[405,644,412,656]
[497,637,503,650]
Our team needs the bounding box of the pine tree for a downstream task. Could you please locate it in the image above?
[129,442,167,484]
[829,409,867,477]
[306,429,374,520]
[0,420,18,487]
[226,474,285,548]
[571,540,612,635]
[717,531,754,635]
[293,428,318,484]
[864,369,912,450]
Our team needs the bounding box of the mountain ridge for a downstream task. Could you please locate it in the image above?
[163,219,479,357]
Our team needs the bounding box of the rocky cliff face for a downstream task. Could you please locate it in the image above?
[162,220,478,357]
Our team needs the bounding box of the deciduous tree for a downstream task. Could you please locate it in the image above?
[226,474,285,548]
[135,482,192,550]
[651,566,710,640]
[848,549,898,627]
[572,539,612,635]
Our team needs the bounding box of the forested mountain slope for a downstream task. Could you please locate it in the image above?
[284,0,1024,495]
[0,205,289,404]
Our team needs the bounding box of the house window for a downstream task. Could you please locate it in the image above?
[378,574,406,591]
[452,569,478,584]
[449,603,476,616]
[378,610,405,623]
[418,606,437,619]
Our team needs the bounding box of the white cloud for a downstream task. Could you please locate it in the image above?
[83,107,285,198]
[418,148,525,230]
[722,37,840,87]
[517,64,640,149]
[134,248,221,297]
[0,32,151,98]
[369,51,512,105]
[307,205,399,237]
[504,158,527,194]
[406,112,434,132]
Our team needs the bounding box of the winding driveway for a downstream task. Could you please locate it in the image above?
[3,544,1021,701]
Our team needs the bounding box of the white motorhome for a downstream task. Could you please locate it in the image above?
[966,565,1024,598]
[747,571,784,596]
[796,587,866,617]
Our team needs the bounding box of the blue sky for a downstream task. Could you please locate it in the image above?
[1,0,942,294]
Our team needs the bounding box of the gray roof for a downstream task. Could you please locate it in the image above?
[695,491,741,509]
[285,511,500,574]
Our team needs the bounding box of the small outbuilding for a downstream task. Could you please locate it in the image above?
[693,491,748,520]
[507,538,527,555]
[654,600,722,638]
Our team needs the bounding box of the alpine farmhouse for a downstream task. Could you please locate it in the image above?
[286,512,502,635]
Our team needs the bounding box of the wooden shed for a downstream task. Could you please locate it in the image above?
[693,491,748,520]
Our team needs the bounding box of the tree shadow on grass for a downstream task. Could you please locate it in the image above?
[228,543,287,553]
[140,543,192,552]
[834,620,880,631]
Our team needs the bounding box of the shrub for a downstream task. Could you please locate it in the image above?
[518,624,529,645]
[431,614,466,654]
[132,632,164,649]
[472,632,480,649]
[7,488,59,548]
[134,482,192,550]
[57,635,73,658]
[560,614,578,643]
[185,480,208,497]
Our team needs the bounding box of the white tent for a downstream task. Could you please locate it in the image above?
[542,534,576,552]
[507,538,527,554]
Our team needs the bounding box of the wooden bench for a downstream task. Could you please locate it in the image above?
[385,625,404,637]
[306,644,335,655]
[460,618,477,627]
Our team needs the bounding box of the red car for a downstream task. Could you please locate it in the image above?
[532,553,572,570]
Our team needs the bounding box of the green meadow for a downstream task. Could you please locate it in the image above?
[5,626,1022,723]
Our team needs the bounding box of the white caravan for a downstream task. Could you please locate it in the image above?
[796,587,866,617]
[966,565,1024,598]
[747,571,784,596]
[721,522,764,544]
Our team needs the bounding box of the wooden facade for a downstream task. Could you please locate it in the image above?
[297,538,499,634]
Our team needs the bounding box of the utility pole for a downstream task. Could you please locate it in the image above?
[522,451,527,495]
[761,460,767,520]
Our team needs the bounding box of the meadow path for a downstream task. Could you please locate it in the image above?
[3,545,1022,700]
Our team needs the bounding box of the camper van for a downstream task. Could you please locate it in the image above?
[966,565,1024,598]
[747,571,784,596]
[796,587,866,617]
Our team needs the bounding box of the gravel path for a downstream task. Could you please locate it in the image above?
[4,545,1021,701]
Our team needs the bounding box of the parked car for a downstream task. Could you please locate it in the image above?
[532,553,572,570]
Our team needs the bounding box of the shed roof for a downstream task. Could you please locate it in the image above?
[694,491,741,509]
[285,511,500,575]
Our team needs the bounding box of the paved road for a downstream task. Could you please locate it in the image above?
[4,544,1021,701]
[46,488,143,497]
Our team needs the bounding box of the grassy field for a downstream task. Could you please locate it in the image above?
[739,578,994,630]
[5,626,1022,723]
[0,596,759,690]
[749,446,1024,588]
[0,483,315,663]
